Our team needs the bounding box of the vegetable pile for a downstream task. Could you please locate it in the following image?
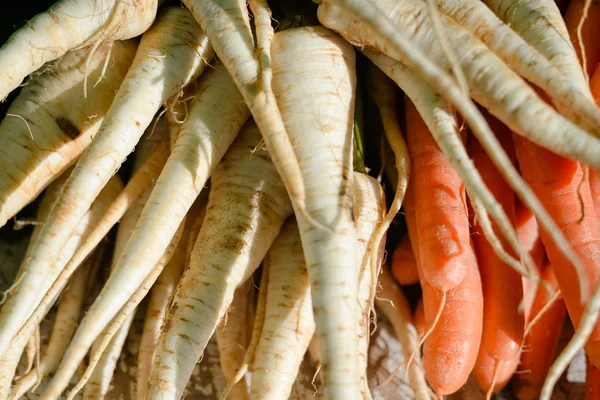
[0,0,599,399]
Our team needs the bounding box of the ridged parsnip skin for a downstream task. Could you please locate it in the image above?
[249,219,314,400]
[12,139,170,360]
[83,313,136,400]
[0,174,69,398]
[271,26,358,400]
[137,197,207,400]
[0,175,122,397]
[0,174,122,350]
[0,41,136,228]
[352,172,386,400]
[216,281,252,400]
[183,0,307,221]
[83,142,158,400]
[484,0,590,96]
[9,258,94,400]
[317,0,600,171]
[0,323,33,398]
[47,222,185,400]
[21,324,38,379]
[0,7,212,358]
[52,64,247,400]
[147,121,293,399]
[434,0,600,136]
[0,0,156,100]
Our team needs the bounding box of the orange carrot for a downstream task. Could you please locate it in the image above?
[419,256,483,395]
[473,349,519,395]
[413,297,425,338]
[391,234,419,286]
[403,129,482,395]
[515,202,546,323]
[405,98,471,291]
[589,65,600,212]
[515,200,546,269]
[468,118,524,393]
[586,356,600,400]
[564,0,600,77]
[513,262,567,400]
[514,135,600,368]
[469,118,524,360]
[590,170,600,212]
[592,64,600,105]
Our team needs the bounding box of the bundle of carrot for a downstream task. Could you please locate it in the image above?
[0,0,599,398]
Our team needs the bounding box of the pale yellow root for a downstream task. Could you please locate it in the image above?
[352,172,388,400]
[64,223,185,400]
[17,328,38,379]
[221,265,270,400]
[11,140,170,367]
[0,40,136,228]
[0,0,156,101]
[247,218,316,400]
[216,281,252,400]
[183,0,312,228]
[271,26,360,400]
[136,197,207,400]
[9,254,100,400]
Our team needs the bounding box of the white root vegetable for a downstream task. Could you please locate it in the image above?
[0,171,70,398]
[352,172,387,399]
[318,3,600,311]
[0,0,157,100]
[433,0,600,135]
[248,218,315,400]
[182,0,309,221]
[0,40,136,228]
[0,329,28,398]
[319,2,545,291]
[376,268,430,400]
[271,26,359,399]
[244,173,386,400]
[9,254,100,400]
[0,172,122,356]
[484,0,590,96]
[0,7,212,358]
[226,263,270,399]
[82,122,167,400]
[48,63,248,400]
[0,174,70,397]
[147,120,293,399]
[18,329,37,380]
[136,196,207,399]
[216,281,252,400]
[165,83,198,148]
[12,139,170,361]
[82,315,136,400]
[60,223,185,400]
[0,174,121,397]
[318,0,600,171]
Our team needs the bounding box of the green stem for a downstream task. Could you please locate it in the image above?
[354,81,366,173]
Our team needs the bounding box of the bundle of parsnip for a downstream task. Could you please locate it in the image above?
[0,0,599,399]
